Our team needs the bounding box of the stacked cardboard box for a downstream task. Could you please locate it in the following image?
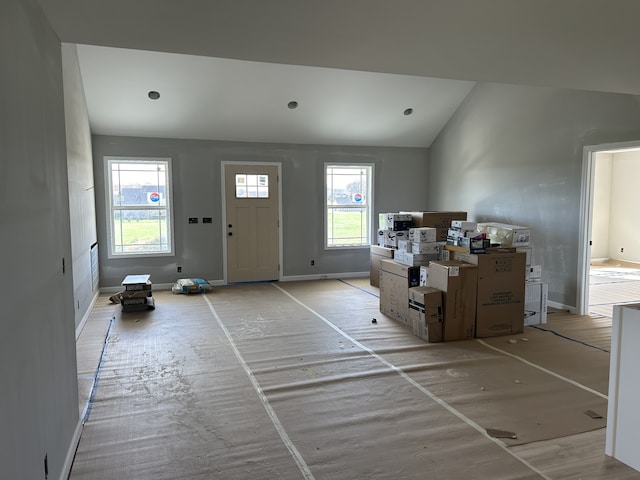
[377,213,412,248]
[370,245,394,288]
[371,211,467,285]
[408,286,443,343]
[377,215,547,341]
[120,274,154,312]
[450,250,526,337]
[403,211,468,242]
[446,220,491,254]
[394,226,443,267]
[426,261,478,341]
[379,259,420,326]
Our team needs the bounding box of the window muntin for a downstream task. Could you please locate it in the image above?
[325,164,373,248]
[106,157,174,257]
[235,173,269,198]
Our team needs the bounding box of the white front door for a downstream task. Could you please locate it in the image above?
[223,163,280,283]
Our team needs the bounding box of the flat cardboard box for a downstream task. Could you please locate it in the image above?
[370,245,394,287]
[408,286,443,343]
[452,250,526,338]
[525,281,548,326]
[379,259,420,326]
[427,260,477,341]
[402,211,467,242]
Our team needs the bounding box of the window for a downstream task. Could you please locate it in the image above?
[235,173,270,198]
[325,164,373,248]
[105,157,174,257]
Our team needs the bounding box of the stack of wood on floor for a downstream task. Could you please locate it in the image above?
[120,274,155,312]
[371,211,547,343]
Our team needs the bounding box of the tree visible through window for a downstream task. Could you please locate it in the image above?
[325,164,373,248]
[106,157,174,257]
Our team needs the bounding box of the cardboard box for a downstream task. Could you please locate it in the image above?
[452,251,526,338]
[516,246,533,266]
[408,286,443,343]
[408,227,437,243]
[477,222,531,247]
[451,220,478,231]
[419,265,429,286]
[395,252,439,267]
[427,261,477,341]
[379,259,420,326]
[525,282,548,326]
[379,213,413,231]
[397,239,411,252]
[402,211,468,242]
[379,229,410,248]
[526,265,543,281]
[370,245,394,287]
[411,241,440,255]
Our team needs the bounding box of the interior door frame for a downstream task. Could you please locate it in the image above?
[578,140,640,315]
[221,161,283,284]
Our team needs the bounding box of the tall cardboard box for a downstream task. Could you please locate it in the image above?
[370,245,394,287]
[403,211,467,242]
[427,261,477,341]
[379,259,420,326]
[452,250,526,337]
[408,286,443,342]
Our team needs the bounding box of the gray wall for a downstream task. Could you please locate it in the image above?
[92,136,429,287]
[0,0,79,479]
[429,82,640,309]
[62,43,99,331]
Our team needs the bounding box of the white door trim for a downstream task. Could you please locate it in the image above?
[578,140,640,315]
[221,161,283,284]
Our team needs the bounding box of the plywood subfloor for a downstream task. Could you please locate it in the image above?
[72,280,640,480]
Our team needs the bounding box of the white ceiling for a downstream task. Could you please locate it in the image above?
[75,45,474,147]
[39,0,640,148]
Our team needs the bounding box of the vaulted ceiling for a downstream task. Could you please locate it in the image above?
[38,0,640,147]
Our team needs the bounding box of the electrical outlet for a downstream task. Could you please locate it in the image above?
[311,260,315,266]
[621,247,624,253]
[188,217,198,224]
[177,266,182,273]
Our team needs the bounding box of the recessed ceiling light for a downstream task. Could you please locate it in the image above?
[288,101,298,109]
[148,91,160,100]
[404,108,413,116]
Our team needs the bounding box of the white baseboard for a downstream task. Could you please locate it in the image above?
[100,275,368,290]
[75,290,101,340]
[60,418,83,480]
[547,300,576,314]
[281,272,369,282]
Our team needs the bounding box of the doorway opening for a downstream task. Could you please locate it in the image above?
[578,141,640,317]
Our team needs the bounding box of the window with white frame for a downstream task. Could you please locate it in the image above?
[325,164,373,248]
[106,157,174,257]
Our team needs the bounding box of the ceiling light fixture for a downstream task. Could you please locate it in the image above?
[404,108,413,116]
[287,101,298,109]
[148,91,160,100]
